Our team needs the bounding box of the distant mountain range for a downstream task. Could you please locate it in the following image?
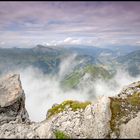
[0,44,139,78]
[102,45,140,55]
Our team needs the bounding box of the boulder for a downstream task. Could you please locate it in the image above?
[0,74,23,107]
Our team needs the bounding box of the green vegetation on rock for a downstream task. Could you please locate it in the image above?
[54,130,70,139]
[47,100,91,119]
[128,92,140,106]
[110,91,140,136]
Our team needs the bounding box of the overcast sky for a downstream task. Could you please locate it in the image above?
[0,1,140,47]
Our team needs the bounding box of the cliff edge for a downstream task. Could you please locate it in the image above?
[0,74,140,139]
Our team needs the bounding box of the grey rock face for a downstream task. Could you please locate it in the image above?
[50,96,111,138]
[0,74,40,138]
[119,112,140,138]
[109,81,140,138]
[81,96,111,138]
[117,81,140,99]
[0,74,29,125]
[35,119,55,138]
[0,74,23,107]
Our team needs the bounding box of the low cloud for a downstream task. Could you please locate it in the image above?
[11,55,140,122]
[63,37,82,45]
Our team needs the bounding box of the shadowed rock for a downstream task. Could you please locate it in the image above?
[0,74,29,125]
[0,74,53,138]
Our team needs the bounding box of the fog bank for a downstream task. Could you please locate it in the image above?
[16,56,140,122]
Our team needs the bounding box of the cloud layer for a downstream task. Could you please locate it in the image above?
[13,55,140,122]
[0,2,140,47]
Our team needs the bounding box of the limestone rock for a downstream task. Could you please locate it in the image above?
[0,74,39,138]
[0,74,23,107]
[109,81,140,138]
[35,120,54,138]
[117,81,140,99]
[0,74,29,125]
[119,112,140,138]
[50,96,111,138]
[81,96,111,138]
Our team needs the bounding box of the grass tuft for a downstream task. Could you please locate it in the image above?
[54,130,70,139]
[47,100,91,118]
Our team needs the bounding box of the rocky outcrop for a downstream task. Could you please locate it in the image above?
[48,80,140,139]
[0,74,140,139]
[109,81,140,138]
[117,81,140,99]
[119,112,140,138]
[0,74,40,138]
[0,74,29,124]
[49,96,111,138]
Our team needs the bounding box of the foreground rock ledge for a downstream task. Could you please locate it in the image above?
[0,74,140,138]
